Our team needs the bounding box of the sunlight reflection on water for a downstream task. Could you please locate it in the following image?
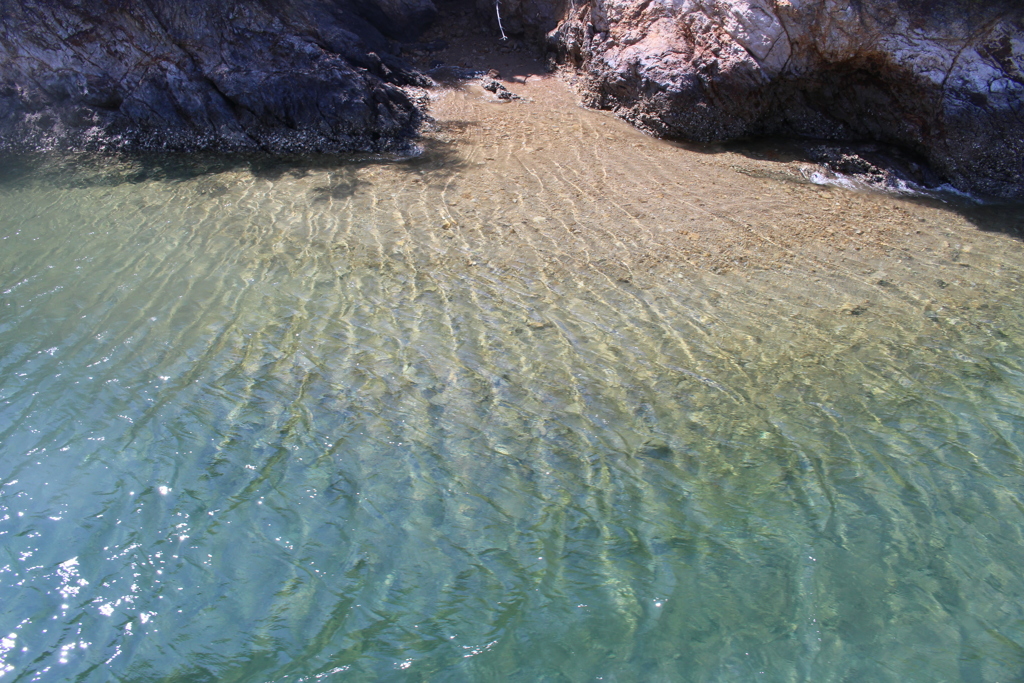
[1,80,1024,681]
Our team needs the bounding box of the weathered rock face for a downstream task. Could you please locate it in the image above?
[4,0,1021,197]
[0,0,437,156]
[536,0,1024,198]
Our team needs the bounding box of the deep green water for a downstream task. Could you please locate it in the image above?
[1,152,1024,683]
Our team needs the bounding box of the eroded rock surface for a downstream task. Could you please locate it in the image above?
[3,0,1021,197]
[0,0,436,155]
[536,0,1024,198]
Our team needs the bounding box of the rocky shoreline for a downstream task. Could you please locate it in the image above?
[1,0,1021,199]
[0,0,436,156]
[537,0,1024,200]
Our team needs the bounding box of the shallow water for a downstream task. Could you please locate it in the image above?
[2,78,1024,682]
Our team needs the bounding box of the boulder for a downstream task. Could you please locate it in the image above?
[543,0,1024,199]
[0,0,437,156]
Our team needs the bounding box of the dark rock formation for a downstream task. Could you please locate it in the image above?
[473,0,564,42]
[0,0,437,156]
[3,0,1021,199]
[528,0,1024,199]
[482,76,522,99]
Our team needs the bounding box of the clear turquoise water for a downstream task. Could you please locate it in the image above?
[1,149,1024,683]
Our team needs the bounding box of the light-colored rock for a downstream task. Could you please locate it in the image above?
[531,0,1024,198]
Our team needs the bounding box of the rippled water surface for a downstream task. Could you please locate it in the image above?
[3,78,1024,682]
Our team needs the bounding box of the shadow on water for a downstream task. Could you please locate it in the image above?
[712,136,1024,240]
[951,200,1024,238]
[307,167,366,203]
[0,128,473,192]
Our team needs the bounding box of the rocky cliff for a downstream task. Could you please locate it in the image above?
[532,0,1024,198]
[2,0,1022,198]
[0,0,436,155]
